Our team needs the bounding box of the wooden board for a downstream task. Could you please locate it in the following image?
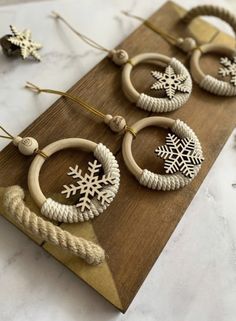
[0,1,235,312]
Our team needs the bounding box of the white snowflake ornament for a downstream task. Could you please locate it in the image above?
[8,25,42,61]
[150,65,190,99]
[61,160,116,212]
[218,56,236,86]
[155,133,204,179]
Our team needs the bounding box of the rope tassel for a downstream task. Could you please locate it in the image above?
[3,186,105,265]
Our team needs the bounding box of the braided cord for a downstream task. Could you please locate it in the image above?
[183,5,236,39]
[139,119,203,190]
[3,186,105,265]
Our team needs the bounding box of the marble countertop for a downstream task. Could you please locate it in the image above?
[0,0,236,320]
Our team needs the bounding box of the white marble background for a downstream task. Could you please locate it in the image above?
[0,0,236,320]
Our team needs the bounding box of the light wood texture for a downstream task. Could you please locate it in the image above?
[0,1,235,312]
[28,138,97,207]
[190,43,236,83]
[122,53,171,101]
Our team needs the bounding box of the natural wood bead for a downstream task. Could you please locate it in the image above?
[12,136,23,146]
[104,114,113,125]
[178,37,197,52]
[111,49,129,66]
[15,137,39,156]
[108,115,127,133]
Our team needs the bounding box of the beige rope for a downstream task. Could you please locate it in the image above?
[183,5,236,39]
[3,186,105,265]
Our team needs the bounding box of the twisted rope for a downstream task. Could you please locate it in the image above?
[200,75,236,96]
[137,58,192,112]
[41,143,120,223]
[139,119,203,190]
[3,186,105,265]
[183,5,236,38]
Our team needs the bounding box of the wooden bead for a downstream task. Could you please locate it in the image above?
[104,114,113,125]
[12,136,22,146]
[17,137,39,156]
[178,37,197,52]
[176,37,184,46]
[111,49,129,66]
[108,116,126,133]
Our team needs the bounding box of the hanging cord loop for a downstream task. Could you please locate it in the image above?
[51,11,111,54]
[51,11,130,66]
[25,82,136,137]
[122,11,199,53]
[0,126,14,140]
[122,11,177,45]
[26,82,105,119]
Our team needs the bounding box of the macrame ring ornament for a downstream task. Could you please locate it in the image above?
[190,43,236,96]
[122,117,203,190]
[183,4,236,96]
[122,53,192,112]
[28,138,120,223]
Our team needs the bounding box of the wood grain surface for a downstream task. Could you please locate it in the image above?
[0,1,235,312]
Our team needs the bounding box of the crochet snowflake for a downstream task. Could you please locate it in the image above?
[150,65,190,99]
[218,56,236,86]
[8,25,42,61]
[61,160,116,212]
[155,133,204,179]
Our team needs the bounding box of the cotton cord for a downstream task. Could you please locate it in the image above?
[40,143,120,223]
[183,5,236,40]
[3,186,105,265]
[200,75,236,96]
[139,119,203,190]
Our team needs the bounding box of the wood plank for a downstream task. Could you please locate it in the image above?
[0,1,235,312]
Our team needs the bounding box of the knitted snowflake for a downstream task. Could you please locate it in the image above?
[8,25,42,61]
[61,160,116,212]
[150,65,190,99]
[155,133,204,179]
[218,56,236,86]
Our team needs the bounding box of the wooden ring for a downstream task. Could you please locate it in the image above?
[122,53,192,112]
[28,138,120,223]
[190,43,236,96]
[122,116,203,190]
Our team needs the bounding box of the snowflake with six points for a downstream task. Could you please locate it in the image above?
[8,25,42,61]
[61,160,116,212]
[218,56,236,86]
[155,133,204,179]
[150,65,190,99]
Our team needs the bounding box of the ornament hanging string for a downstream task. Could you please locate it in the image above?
[51,10,203,56]
[0,126,14,140]
[122,11,203,53]
[0,124,48,158]
[122,11,177,46]
[51,11,111,54]
[25,82,136,137]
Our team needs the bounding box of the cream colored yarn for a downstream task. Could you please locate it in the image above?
[3,186,105,265]
[139,119,203,190]
[200,75,236,96]
[183,4,236,37]
[41,143,120,223]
